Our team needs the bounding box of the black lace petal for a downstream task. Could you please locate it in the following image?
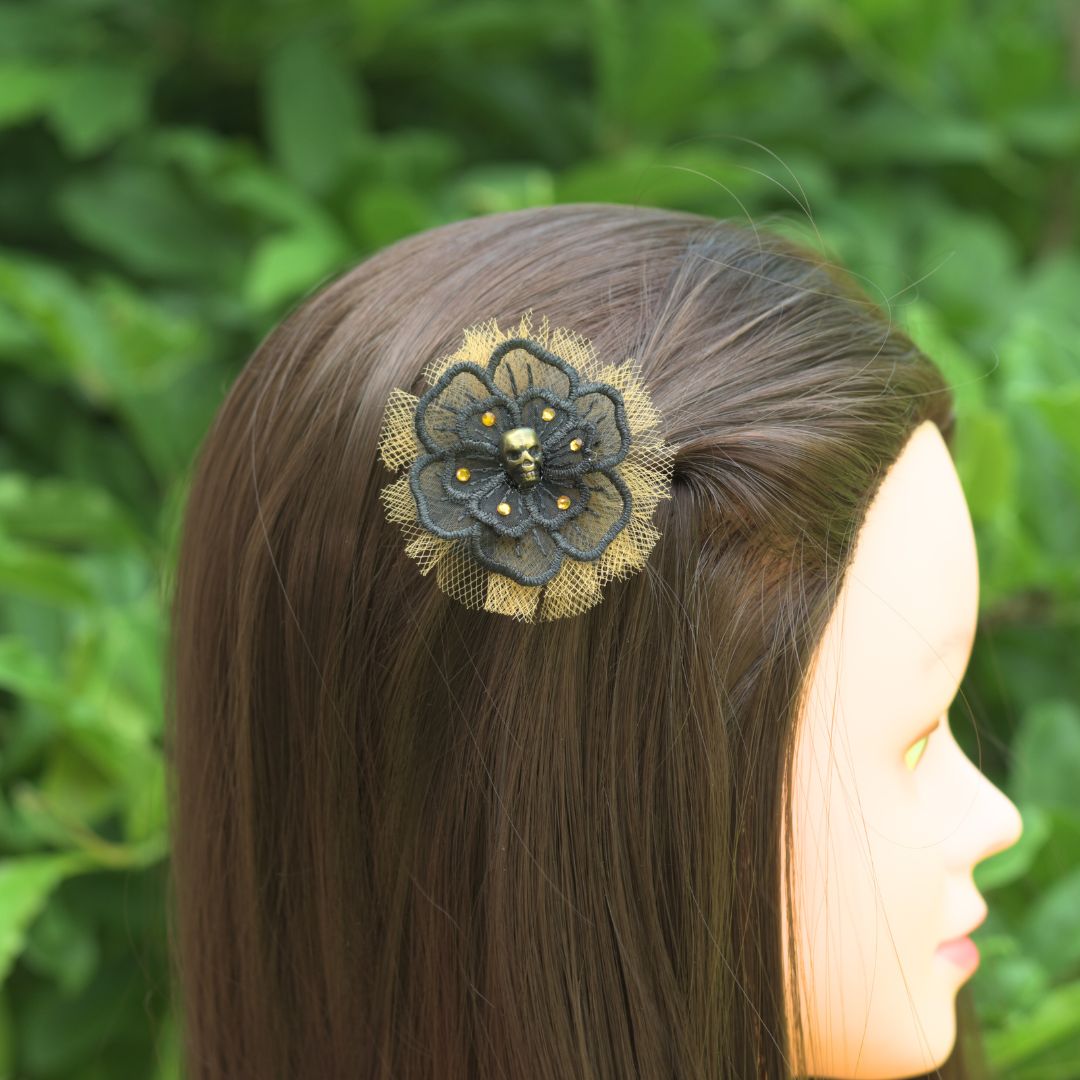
[550,469,632,560]
[440,450,505,505]
[516,387,576,437]
[415,361,515,454]
[471,477,532,538]
[541,417,599,477]
[565,383,630,468]
[487,338,578,401]
[473,522,564,586]
[524,475,592,530]
[455,396,519,456]
[410,453,480,538]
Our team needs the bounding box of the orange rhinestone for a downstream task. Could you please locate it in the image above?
[455,467,471,482]
[569,438,583,452]
[556,495,571,510]
[497,501,512,516]
[480,411,496,426]
[541,406,556,421]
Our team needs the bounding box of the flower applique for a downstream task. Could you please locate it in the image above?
[376,312,676,622]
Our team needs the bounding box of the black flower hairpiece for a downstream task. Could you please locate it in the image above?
[377,312,676,622]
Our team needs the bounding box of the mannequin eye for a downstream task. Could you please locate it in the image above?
[905,716,943,771]
[904,734,930,771]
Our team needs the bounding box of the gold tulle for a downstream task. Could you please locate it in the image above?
[376,311,677,622]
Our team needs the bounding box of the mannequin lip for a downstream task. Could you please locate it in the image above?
[936,904,988,974]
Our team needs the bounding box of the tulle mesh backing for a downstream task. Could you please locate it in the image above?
[377,311,677,622]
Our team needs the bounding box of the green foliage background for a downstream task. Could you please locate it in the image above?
[0,0,1078,1076]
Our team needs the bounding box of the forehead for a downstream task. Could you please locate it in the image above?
[807,420,979,721]
[502,427,538,445]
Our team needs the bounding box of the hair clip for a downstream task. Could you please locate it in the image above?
[376,312,676,622]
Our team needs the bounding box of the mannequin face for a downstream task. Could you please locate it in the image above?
[782,419,1024,1079]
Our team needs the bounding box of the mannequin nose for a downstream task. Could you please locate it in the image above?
[972,772,1024,867]
[985,783,1023,859]
[935,733,1025,867]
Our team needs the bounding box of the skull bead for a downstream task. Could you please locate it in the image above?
[500,426,543,489]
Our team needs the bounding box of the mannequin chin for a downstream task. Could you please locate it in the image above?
[781,419,1023,1079]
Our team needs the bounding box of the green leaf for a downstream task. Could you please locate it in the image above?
[66,607,163,752]
[998,311,1080,399]
[18,952,150,1075]
[21,892,100,996]
[974,945,1050,1026]
[555,144,766,209]
[11,783,166,870]
[0,5,99,59]
[0,538,97,606]
[38,743,121,832]
[0,297,37,356]
[122,754,167,846]
[916,210,1018,325]
[1006,402,1080,590]
[79,274,211,400]
[57,166,243,282]
[150,1005,182,1080]
[1016,386,1080,468]
[952,408,1017,525]
[902,300,988,415]
[244,219,350,310]
[828,101,1008,166]
[0,634,65,705]
[199,155,331,229]
[0,986,12,1076]
[261,32,367,195]
[812,189,910,303]
[0,852,92,987]
[1011,700,1080,816]
[0,474,145,552]
[448,164,555,216]
[1020,865,1080,980]
[591,5,721,139]
[0,61,52,126]
[46,63,149,156]
[347,184,432,250]
[0,254,109,384]
[1003,102,1080,156]
[983,980,1080,1072]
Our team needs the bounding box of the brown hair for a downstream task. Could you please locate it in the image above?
[164,203,987,1078]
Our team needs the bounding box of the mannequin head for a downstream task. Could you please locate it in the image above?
[167,203,1020,1079]
[782,420,1023,1078]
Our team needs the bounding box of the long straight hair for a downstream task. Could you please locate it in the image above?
[164,203,988,1079]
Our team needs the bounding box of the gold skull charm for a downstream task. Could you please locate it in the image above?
[500,426,543,489]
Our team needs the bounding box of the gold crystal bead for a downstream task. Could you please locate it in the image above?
[496,501,512,516]
[455,467,471,482]
[556,495,571,510]
[569,438,583,452]
[481,411,496,427]
[541,406,555,421]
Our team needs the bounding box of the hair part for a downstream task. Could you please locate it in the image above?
[165,203,984,1079]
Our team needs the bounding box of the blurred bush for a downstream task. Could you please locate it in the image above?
[0,0,1077,1076]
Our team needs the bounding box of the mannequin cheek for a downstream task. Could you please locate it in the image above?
[782,779,943,1067]
[835,760,947,953]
